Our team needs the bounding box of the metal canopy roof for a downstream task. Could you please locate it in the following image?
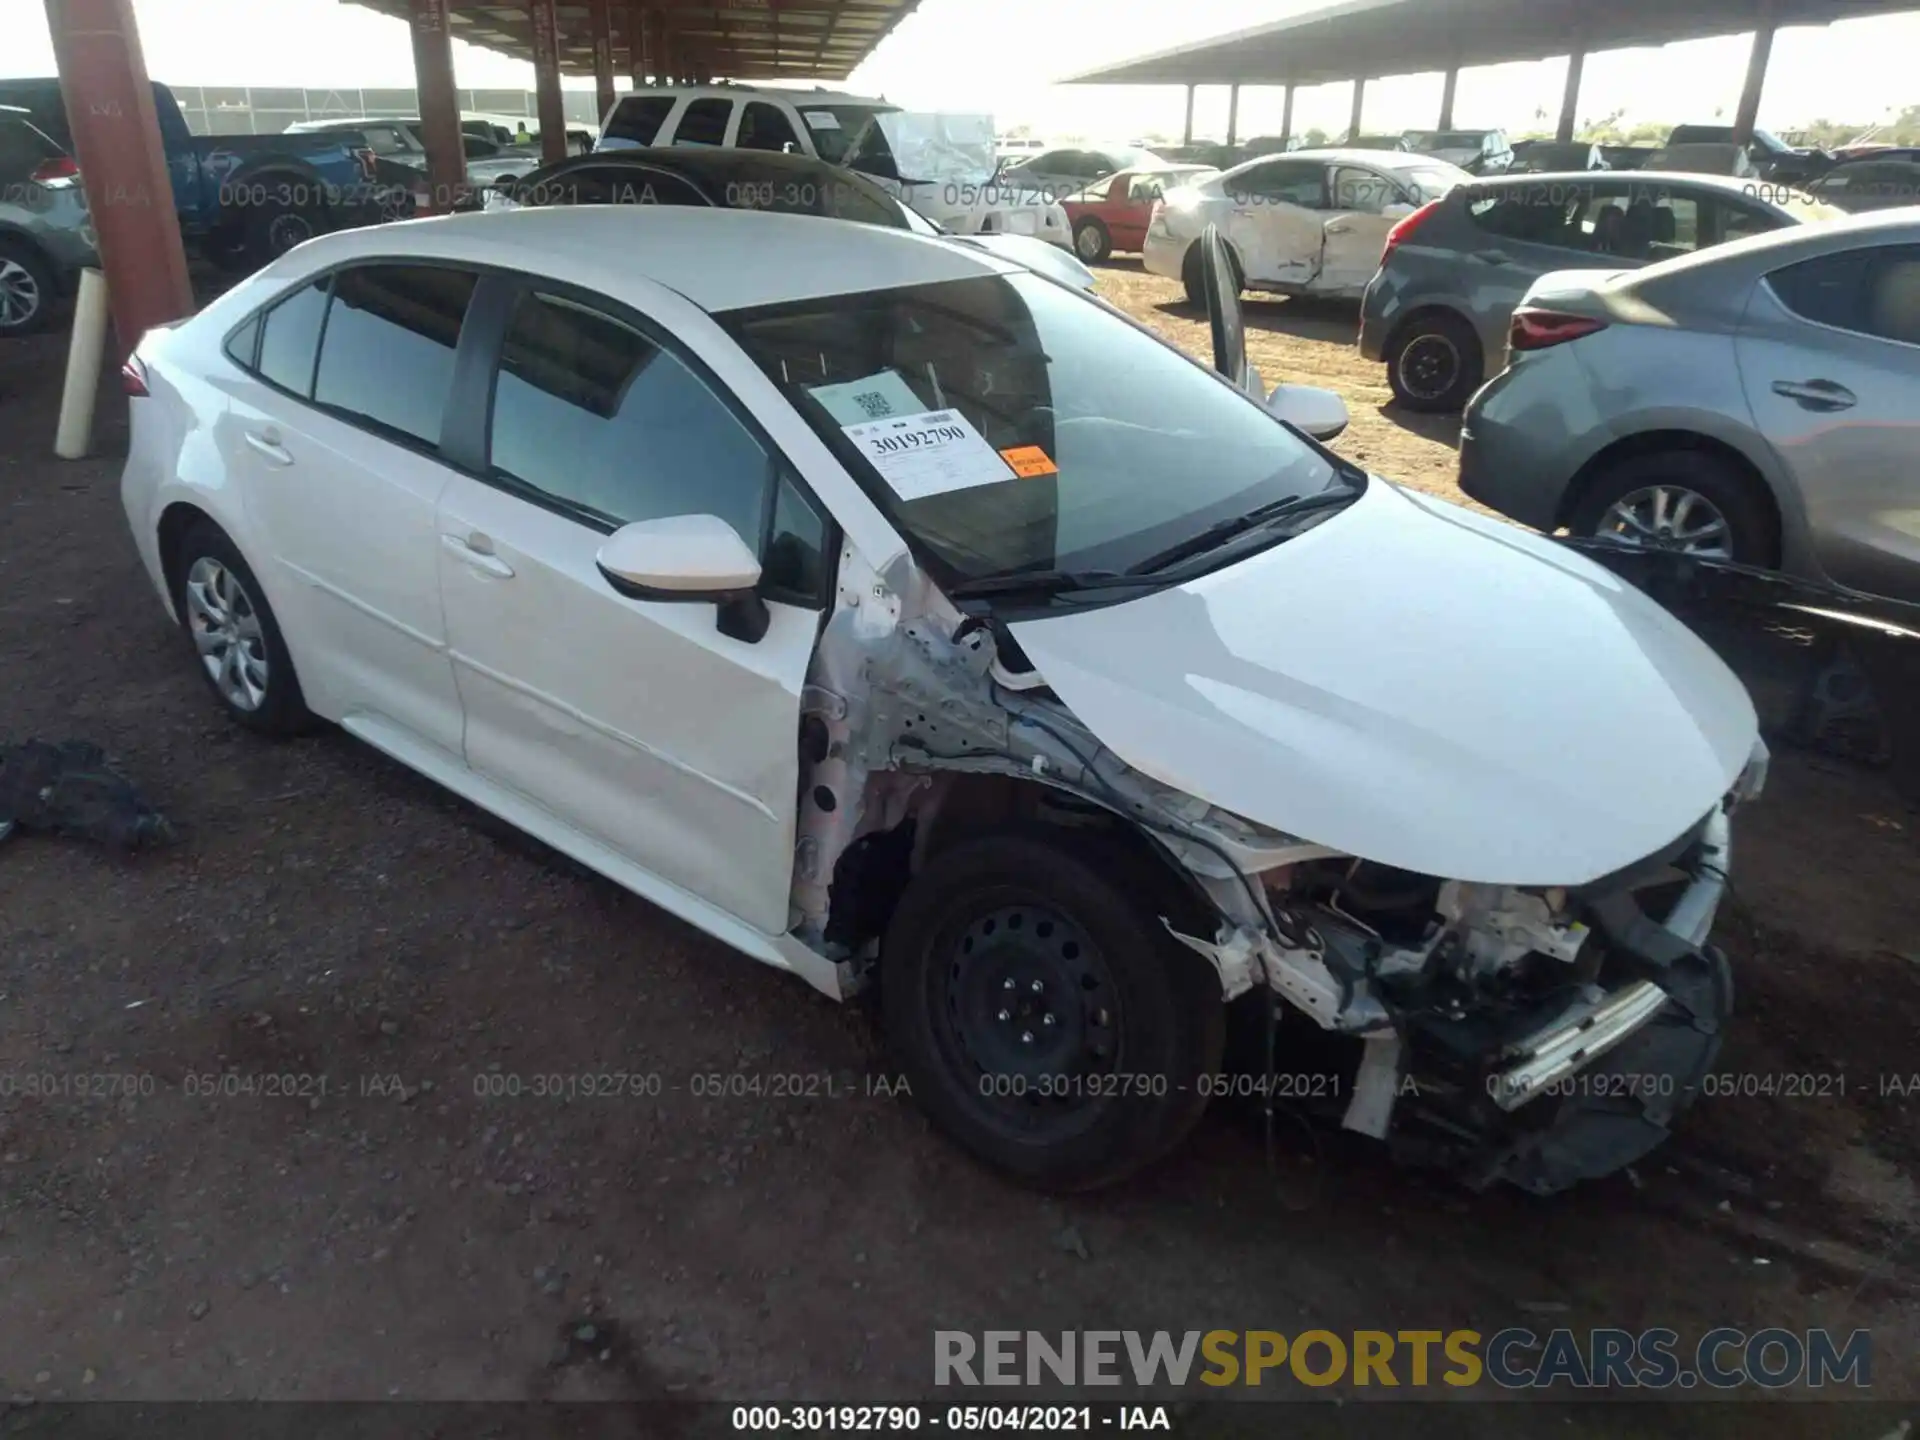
[345,1,922,81]
[1067,0,1909,86]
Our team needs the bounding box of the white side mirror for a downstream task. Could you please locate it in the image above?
[1267,383,1350,442]
[596,515,762,597]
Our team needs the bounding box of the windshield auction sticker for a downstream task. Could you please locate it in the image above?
[842,409,1016,501]
[807,371,927,427]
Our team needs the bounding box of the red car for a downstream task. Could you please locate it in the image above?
[1061,165,1217,263]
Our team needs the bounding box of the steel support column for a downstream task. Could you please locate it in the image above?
[42,0,193,356]
[590,0,618,124]
[1556,49,1585,143]
[654,13,674,86]
[529,0,568,164]
[628,3,650,86]
[1182,84,1195,146]
[1732,1,1778,147]
[1347,77,1366,142]
[1279,84,1294,146]
[1226,83,1240,146]
[409,0,465,215]
[1439,66,1458,129]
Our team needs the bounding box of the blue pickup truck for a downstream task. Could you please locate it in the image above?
[0,77,402,271]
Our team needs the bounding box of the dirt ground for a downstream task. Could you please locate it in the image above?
[0,259,1916,1435]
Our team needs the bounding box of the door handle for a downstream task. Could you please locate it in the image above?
[440,532,515,578]
[1771,378,1857,412]
[243,429,293,466]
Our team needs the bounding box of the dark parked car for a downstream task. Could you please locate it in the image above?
[1809,151,1920,213]
[1667,123,1833,185]
[1599,145,1660,171]
[0,77,397,270]
[0,104,97,336]
[1359,171,1846,411]
[1509,141,1607,173]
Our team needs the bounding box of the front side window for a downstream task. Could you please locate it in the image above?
[254,278,332,396]
[672,99,732,149]
[720,273,1354,585]
[313,264,477,448]
[487,290,775,549]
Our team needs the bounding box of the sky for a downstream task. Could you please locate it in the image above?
[4,0,1918,143]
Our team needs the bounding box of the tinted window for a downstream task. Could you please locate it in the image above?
[673,99,732,148]
[737,102,801,153]
[1228,160,1325,207]
[604,95,674,147]
[522,163,710,208]
[255,279,331,396]
[0,116,61,177]
[765,474,828,600]
[488,291,773,548]
[1769,246,1920,346]
[314,265,477,447]
[359,125,413,156]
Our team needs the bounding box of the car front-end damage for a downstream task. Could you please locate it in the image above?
[786,539,1767,1194]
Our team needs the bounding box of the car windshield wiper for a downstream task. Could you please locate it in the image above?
[945,568,1159,600]
[1125,489,1357,577]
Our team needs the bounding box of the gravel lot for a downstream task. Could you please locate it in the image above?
[0,262,1916,1434]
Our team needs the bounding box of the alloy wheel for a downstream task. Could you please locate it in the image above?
[1594,485,1733,559]
[268,211,316,256]
[1075,225,1103,260]
[185,556,270,711]
[0,258,41,330]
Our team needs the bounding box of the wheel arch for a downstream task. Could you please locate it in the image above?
[1383,300,1484,365]
[1556,428,1786,566]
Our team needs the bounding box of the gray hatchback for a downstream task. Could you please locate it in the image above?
[0,105,97,337]
[1358,171,1845,411]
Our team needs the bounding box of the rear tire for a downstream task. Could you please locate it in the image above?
[0,236,56,338]
[171,521,316,737]
[1181,241,1243,308]
[1568,450,1776,566]
[1073,217,1112,263]
[244,182,326,268]
[881,832,1224,1192]
[1386,311,1485,412]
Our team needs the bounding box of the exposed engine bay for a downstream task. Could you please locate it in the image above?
[787,544,1766,1194]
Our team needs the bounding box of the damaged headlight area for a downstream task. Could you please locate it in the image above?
[789,551,1758,1195]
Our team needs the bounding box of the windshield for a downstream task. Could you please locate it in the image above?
[717,273,1354,586]
[845,111,998,185]
[795,103,900,165]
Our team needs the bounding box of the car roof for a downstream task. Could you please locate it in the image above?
[268,205,1012,313]
[614,84,887,108]
[1462,169,1775,196]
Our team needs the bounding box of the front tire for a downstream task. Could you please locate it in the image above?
[245,182,325,268]
[1568,450,1776,566]
[1073,217,1112,263]
[172,522,315,736]
[1386,311,1484,412]
[0,237,55,337]
[881,832,1224,1192]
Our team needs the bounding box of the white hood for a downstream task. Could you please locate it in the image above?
[1008,481,1758,886]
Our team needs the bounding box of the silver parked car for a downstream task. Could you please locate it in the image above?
[0,105,97,336]
[1359,171,1847,411]
[1459,211,1920,604]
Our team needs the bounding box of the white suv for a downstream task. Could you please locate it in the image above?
[598,84,1073,250]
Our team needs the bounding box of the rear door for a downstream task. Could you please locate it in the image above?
[1736,242,1920,602]
[1221,159,1327,286]
[1316,164,1406,292]
[433,278,831,934]
[224,261,479,754]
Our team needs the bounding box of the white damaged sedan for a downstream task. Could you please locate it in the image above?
[120,207,1765,1194]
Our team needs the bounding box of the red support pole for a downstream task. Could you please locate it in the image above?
[409,0,465,214]
[590,0,617,126]
[528,0,568,165]
[42,0,193,357]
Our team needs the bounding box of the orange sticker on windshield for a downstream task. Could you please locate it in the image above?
[1000,445,1059,478]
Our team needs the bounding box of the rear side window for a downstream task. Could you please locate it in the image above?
[603,95,674,147]
[672,99,732,149]
[0,115,62,176]
[487,290,774,550]
[1227,160,1325,208]
[314,264,478,448]
[737,102,801,153]
[255,279,332,396]
[223,315,261,371]
[1768,245,1920,346]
